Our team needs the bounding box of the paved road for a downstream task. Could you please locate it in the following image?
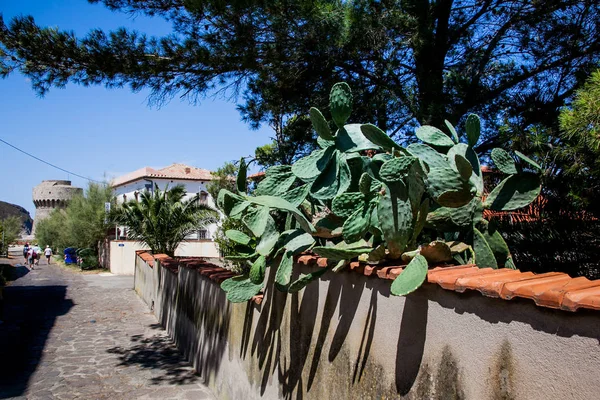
[0,259,215,400]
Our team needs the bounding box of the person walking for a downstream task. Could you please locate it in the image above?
[33,245,41,267]
[27,247,35,270]
[22,242,30,263]
[44,245,52,265]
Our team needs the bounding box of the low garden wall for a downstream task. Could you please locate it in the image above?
[110,240,219,275]
[134,251,600,400]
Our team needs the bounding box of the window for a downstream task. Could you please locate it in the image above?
[199,191,208,205]
[198,229,209,240]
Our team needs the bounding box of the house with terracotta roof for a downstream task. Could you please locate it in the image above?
[109,163,219,274]
[112,163,217,238]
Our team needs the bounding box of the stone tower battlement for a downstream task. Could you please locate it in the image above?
[32,180,83,236]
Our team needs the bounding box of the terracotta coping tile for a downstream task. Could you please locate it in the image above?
[428,267,494,290]
[471,271,537,298]
[455,269,524,293]
[377,266,404,280]
[140,253,154,262]
[363,265,379,276]
[349,261,366,275]
[211,272,237,283]
[501,273,570,300]
[561,285,600,311]
[534,277,600,309]
[316,258,329,268]
[136,250,600,311]
[199,267,226,277]
[297,255,318,266]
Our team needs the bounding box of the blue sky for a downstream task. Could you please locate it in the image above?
[0,0,273,216]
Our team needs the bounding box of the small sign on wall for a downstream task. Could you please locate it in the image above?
[118,244,125,247]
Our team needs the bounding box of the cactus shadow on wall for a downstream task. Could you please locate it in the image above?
[239,269,430,399]
[395,292,429,395]
[168,267,231,384]
[280,274,321,399]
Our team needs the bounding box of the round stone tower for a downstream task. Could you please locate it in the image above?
[32,180,83,236]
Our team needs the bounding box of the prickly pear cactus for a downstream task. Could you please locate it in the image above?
[216,82,542,303]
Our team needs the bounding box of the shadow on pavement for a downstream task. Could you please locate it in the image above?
[0,285,73,399]
[107,332,199,385]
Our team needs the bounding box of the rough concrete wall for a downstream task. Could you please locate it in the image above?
[110,241,149,275]
[136,257,600,400]
[134,256,155,309]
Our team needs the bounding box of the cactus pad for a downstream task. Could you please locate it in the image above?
[483,173,541,211]
[221,276,263,303]
[416,125,455,148]
[256,216,279,256]
[274,251,294,291]
[445,120,459,143]
[292,146,336,181]
[332,192,365,218]
[312,246,372,260]
[390,255,428,296]
[360,123,401,150]
[249,255,267,284]
[248,195,315,233]
[454,154,473,181]
[378,182,412,258]
[465,114,481,147]
[310,107,335,140]
[335,124,381,153]
[379,156,417,182]
[225,229,252,245]
[254,171,297,196]
[491,148,518,175]
[514,150,542,171]
[406,143,448,169]
[426,166,474,208]
[330,82,353,128]
[473,227,498,269]
[342,204,371,242]
[243,205,270,237]
[283,229,315,254]
[281,184,310,207]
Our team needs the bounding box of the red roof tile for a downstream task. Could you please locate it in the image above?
[112,163,214,187]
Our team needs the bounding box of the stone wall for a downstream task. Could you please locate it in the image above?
[134,252,600,400]
[32,180,83,235]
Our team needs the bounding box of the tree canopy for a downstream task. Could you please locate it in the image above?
[35,182,114,253]
[2,1,600,163]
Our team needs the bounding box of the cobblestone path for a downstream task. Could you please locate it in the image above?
[0,260,215,400]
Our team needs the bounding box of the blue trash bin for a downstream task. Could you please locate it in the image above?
[64,247,78,264]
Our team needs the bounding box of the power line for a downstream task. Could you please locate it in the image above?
[0,137,102,183]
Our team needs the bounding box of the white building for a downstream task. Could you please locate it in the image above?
[112,163,218,239]
[109,163,219,274]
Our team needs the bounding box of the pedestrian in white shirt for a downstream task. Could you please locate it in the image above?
[44,246,52,265]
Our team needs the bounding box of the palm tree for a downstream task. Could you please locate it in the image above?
[111,184,218,257]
